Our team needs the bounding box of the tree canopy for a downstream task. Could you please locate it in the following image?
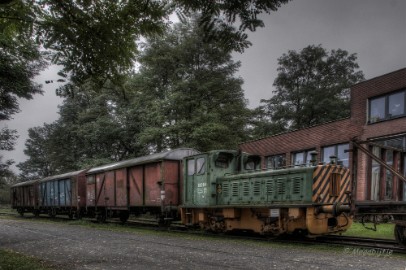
[258,45,365,132]
[0,0,45,184]
[1,0,289,92]
[1,0,289,181]
[134,17,250,152]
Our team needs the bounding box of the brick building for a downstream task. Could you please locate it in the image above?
[239,68,406,202]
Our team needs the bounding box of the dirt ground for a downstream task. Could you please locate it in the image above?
[0,218,405,270]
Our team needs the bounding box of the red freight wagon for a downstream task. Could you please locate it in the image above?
[11,179,40,216]
[85,148,198,222]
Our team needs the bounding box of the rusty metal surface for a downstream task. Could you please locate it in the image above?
[144,163,161,206]
[128,166,143,206]
[11,182,38,208]
[115,168,128,207]
[162,161,181,206]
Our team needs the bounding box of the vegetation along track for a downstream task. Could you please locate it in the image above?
[2,210,405,254]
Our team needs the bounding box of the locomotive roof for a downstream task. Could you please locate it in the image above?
[39,169,88,183]
[86,148,199,174]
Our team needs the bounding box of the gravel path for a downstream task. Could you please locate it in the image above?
[0,218,405,270]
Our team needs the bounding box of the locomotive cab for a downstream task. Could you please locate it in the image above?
[183,151,238,208]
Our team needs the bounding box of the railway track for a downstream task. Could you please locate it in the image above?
[315,235,404,254]
[2,210,405,254]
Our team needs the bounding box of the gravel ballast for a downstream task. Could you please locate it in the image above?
[0,218,405,270]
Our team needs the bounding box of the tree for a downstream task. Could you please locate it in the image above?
[17,79,148,177]
[17,124,57,180]
[0,128,18,186]
[2,0,289,96]
[0,1,46,182]
[172,0,289,52]
[246,107,286,139]
[134,17,250,152]
[260,45,365,131]
[0,1,45,120]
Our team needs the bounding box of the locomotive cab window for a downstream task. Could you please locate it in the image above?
[196,157,206,175]
[329,173,341,197]
[214,152,231,168]
[187,159,195,176]
[244,155,261,170]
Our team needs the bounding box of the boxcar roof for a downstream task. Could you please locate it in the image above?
[87,148,199,174]
[39,169,88,183]
[11,179,40,187]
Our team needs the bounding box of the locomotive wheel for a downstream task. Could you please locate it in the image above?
[394,225,406,246]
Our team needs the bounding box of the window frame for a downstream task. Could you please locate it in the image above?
[265,154,286,169]
[291,149,316,167]
[368,89,406,124]
[322,143,349,167]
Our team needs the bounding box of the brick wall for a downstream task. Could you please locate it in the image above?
[351,68,406,126]
[240,118,362,165]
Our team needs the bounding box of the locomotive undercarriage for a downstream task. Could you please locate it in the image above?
[181,206,352,236]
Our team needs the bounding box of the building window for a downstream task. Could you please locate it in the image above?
[370,146,381,201]
[322,143,349,167]
[370,96,386,122]
[369,89,406,123]
[292,149,315,167]
[265,154,286,169]
[385,150,394,200]
[371,135,406,201]
[389,91,405,117]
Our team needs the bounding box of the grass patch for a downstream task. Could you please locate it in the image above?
[0,204,13,214]
[342,222,395,240]
[0,249,55,270]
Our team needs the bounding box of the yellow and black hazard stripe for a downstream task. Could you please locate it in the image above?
[312,164,351,204]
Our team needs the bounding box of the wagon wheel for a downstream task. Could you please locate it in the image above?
[394,225,406,246]
[96,213,106,223]
[119,212,129,224]
[74,212,82,220]
[48,209,56,218]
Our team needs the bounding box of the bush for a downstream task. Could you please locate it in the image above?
[0,185,10,204]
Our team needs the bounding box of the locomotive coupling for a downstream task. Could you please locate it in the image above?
[315,202,351,217]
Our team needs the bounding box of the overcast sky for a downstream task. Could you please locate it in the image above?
[1,0,406,173]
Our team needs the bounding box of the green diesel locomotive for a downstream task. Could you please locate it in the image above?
[180,150,353,236]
